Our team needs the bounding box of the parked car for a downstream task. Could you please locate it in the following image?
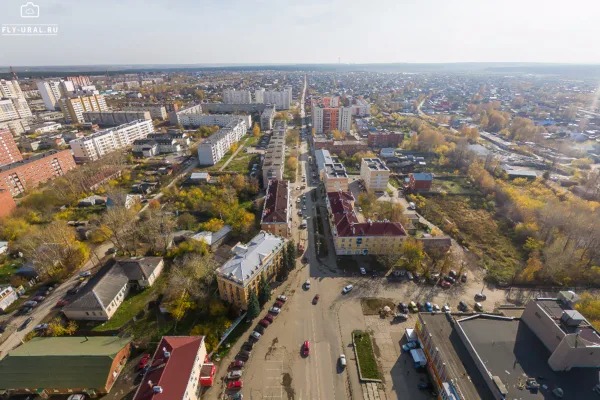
[18,306,32,315]
[269,307,281,315]
[359,267,367,275]
[136,354,151,370]
[444,275,456,284]
[18,317,33,331]
[67,395,86,400]
[236,351,251,361]
[274,300,284,308]
[302,340,310,357]
[399,303,409,313]
[432,304,440,312]
[342,285,353,294]
[416,302,423,311]
[241,341,254,352]
[439,280,451,289]
[264,314,274,323]
[79,271,92,277]
[55,299,69,307]
[461,273,467,283]
[449,270,457,278]
[402,341,417,352]
[458,301,469,312]
[393,313,408,322]
[304,279,311,289]
[32,296,46,302]
[409,301,418,313]
[229,360,244,370]
[67,284,82,295]
[418,382,432,390]
[312,294,320,305]
[230,393,244,400]
[474,302,484,312]
[226,370,243,381]
[406,271,414,281]
[442,304,451,313]
[23,301,38,308]
[474,293,487,301]
[227,380,243,390]
[277,295,287,303]
[259,319,270,328]
[339,354,347,368]
[34,323,49,331]
[425,302,433,312]
[254,325,265,334]
[250,331,261,341]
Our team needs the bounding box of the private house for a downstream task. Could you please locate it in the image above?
[190,225,232,251]
[0,285,18,312]
[63,257,164,321]
[0,336,131,397]
[216,231,286,309]
[407,172,433,192]
[133,336,215,400]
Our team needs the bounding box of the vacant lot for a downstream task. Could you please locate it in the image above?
[360,298,397,315]
[420,196,524,284]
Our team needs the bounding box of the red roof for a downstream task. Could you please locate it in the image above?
[327,191,406,237]
[133,336,205,400]
[261,180,289,224]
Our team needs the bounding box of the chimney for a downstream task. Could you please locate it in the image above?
[163,346,171,359]
[147,380,153,388]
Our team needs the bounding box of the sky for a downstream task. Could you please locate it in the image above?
[1,0,600,66]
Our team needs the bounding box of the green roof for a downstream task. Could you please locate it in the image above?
[0,336,131,391]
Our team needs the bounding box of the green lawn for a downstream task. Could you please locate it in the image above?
[92,284,159,332]
[0,261,20,285]
[353,330,381,380]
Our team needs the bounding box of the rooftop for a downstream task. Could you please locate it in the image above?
[458,315,600,399]
[325,163,348,178]
[0,149,71,173]
[261,180,289,224]
[133,336,204,400]
[536,298,600,344]
[217,231,285,286]
[411,172,433,181]
[362,157,389,171]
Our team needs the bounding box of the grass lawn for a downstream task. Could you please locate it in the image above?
[225,152,260,174]
[360,298,396,315]
[433,177,479,195]
[0,260,20,285]
[353,330,381,380]
[92,285,159,332]
[214,320,252,358]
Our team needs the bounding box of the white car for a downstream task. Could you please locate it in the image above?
[359,267,366,275]
[67,395,86,400]
[250,331,261,340]
[442,305,451,313]
[339,354,347,368]
[269,307,281,314]
[304,279,311,289]
[342,285,353,294]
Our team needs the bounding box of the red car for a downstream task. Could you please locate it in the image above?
[302,341,310,357]
[55,299,69,308]
[312,295,320,305]
[138,354,151,370]
[439,280,451,289]
[227,380,243,390]
[259,319,270,328]
[229,360,244,370]
[275,301,284,308]
[264,314,274,323]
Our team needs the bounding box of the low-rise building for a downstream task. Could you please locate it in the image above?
[132,137,181,157]
[63,257,164,321]
[260,180,290,238]
[29,122,62,135]
[0,336,131,396]
[360,158,390,192]
[190,225,232,251]
[368,129,403,148]
[216,231,286,309]
[0,285,18,312]
[324,163,349,192]
[408,172,433,192]
[133,336,215,400]
[326,191,406,255]
[0,149,76,197]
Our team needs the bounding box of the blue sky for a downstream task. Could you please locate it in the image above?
[1,0,599,66]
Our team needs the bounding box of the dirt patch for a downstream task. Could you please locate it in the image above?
[360,298,397,315]
[282,372,295,400]
[264,337,279,360]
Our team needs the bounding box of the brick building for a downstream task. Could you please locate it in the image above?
[260,180,290,238]
[407,172,433,192]
[0,129,22,166]
[0,149,76,197]
[367,129,404,148]
[0,189,16,217]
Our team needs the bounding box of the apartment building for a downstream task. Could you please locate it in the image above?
[360,158,390,192]
[0,129,23,166]
[222,89,252,104]
[350,97,371,116]
[123,104,168,120]
[171,104,251,129]
[314,149,349,191]
[60,95,108,123]
[262,121,286,184]
[36,80,62,111]
[0,189,16,217]
[69,120,154,162]
[326,191,406,255]
[82,110,151,126]
[217,231,286,309]
[261,105,276,131]
[65,75,92,88]
[415,291,600,400]
[0,149,76,197]
[0,80,24,100]
[367,129,404,147]
[260,180,291,238]
[261,87,292,110]
[312,97,352,133]
[0,118,29,136]
[197,120,247,166]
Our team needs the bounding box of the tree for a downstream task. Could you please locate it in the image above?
[177,213,198,230]
[202,218,225,232]
[138,208,177,256]
[252,123,261,138]
[331,130,346,140]
[47,317,78,337]
[258,274,271,305]
[247,290,260,320]
[168,291,195,322]
[230,142,239,153]
[377,253,402,271]
[401,238,425,272]
[286,156,298,171]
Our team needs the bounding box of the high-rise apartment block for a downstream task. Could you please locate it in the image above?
[222,89,252,104]
[312,97,352,134]
[60,95,108,124]
[255,87,292,110]
[65,75,92,89]
[0,80,32,136]
[360,158,390,192]
[82,111,151,126]
[0,80,25,100]
[123,105,168,120]
[69,120,154,162]
[36,80,62,111]
[0,129,23,166]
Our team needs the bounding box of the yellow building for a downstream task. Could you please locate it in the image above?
[60,95,108,124]
[360,157,390,192]
[216,231,286,309]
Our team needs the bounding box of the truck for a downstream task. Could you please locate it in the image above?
[410,348,427,368]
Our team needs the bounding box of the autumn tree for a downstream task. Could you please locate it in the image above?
[401,238,425,272]
[258,274,271,305]
[177,213,198,231]
[286,156,298,171]
[252,123,261,138]
[202,218,225,232]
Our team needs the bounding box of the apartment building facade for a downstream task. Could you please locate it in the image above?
[217,231,286,309]
[60,95,108,123]
[261,105,276,131]
[262,87,292,110]
[222,89,252,104]
[260,180,291,238]
[262,121,286,184]
[123,104,168,120]
[36,80,62,111]
[0,149,76,197]
[360,158,390,192]
[69,120,154,162]
[197,120,247,166]
[82,111,151,126]
[312,97,352,133]
[0,129,23,166]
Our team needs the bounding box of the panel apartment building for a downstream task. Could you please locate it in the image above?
[60,95,108,124]
[311,96,352,134]
[82,111,151,126]
[0,129,23,166]
[0,80,33,136]
[123,104,168,120]
[222,89,252,104]
[262,120,286,185]
[255,87,292,110]
[69,119,154,162]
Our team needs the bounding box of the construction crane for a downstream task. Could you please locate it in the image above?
[9,66,18,80]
